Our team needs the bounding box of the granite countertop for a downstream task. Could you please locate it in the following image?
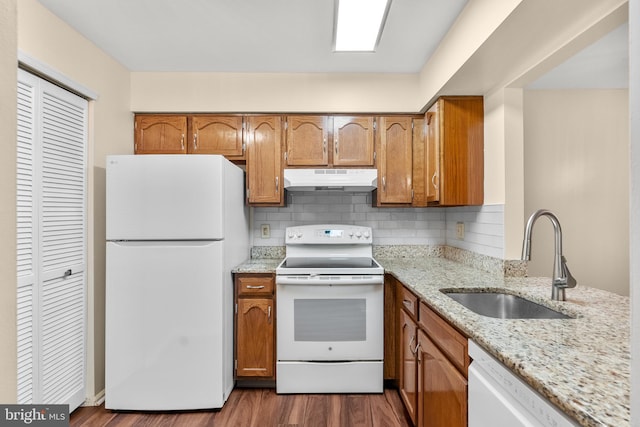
[381,257,630,427]
[232,255,630,426]
[232,258,282,274]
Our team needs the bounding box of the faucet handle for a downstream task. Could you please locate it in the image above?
[561,256,577,289]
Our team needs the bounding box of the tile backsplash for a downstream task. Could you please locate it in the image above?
[251,191,505,259]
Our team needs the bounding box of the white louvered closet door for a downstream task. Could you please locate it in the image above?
[17,69,87,411]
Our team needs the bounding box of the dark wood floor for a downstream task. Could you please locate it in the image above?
[70,388,410,427]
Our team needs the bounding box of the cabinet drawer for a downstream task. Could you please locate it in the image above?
[237,274,274,296]
[419,301,469,375]
[400,285,419,319]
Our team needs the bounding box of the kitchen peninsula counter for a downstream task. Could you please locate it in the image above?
[381,257,630,427]
[233,253,630,426]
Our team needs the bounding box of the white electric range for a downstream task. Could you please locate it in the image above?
[275,224,384,394]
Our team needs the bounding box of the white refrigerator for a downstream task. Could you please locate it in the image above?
[105,154,249,410]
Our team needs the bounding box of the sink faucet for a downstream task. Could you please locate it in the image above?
[522,209,577,301]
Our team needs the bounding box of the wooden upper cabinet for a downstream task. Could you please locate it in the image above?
[246,115,284,206]
[285,116,329,166]
[189,115,244,158]
[134,115,187,154]
[376,116,414,206]
[412,117,428,206]
[333,116,375,166]
[425,104,440,204]
[426,96,484,206]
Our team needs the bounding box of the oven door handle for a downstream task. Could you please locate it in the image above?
[276,276,384,286]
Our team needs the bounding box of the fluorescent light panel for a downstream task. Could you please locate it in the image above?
[334,0,390,52]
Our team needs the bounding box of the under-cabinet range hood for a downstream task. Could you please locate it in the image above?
[283,168,377,192]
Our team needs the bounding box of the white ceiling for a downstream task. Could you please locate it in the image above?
[36,0,628,90]
[37,0,468,73]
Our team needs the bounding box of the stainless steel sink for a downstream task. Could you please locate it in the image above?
[441,290,574,319]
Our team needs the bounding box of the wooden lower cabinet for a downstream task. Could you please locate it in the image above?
[399,309,419,425]
[417,330,467,427]
[234,274,275,380]
[396,283,469,427]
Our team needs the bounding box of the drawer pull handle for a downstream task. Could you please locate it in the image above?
[403,299,413,308]
[268,306,272,323]
[246,285,265,289]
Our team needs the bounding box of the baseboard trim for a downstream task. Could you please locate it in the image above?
[83,389,105,407]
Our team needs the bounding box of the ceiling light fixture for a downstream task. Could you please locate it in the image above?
[334,0,391,52]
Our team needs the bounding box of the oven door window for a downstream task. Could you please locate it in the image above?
[276,282,383,361]
[294,299,366,342]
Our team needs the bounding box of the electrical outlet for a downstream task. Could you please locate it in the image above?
[260,224,270,239]
[456,222,465,240]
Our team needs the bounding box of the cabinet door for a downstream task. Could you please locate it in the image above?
[134,115,187,154]
[376,116,413,205]
[418,330,467,427]
[189,115,244,158]
[425,103,440,203]
[246,116,284,205]
[286,115,329,166]
[236,298,274,378]
[384,275,398,381]
[427,97,484,206]
[399,309,418,426]
[333,116,375,166]
[438,96,484,206]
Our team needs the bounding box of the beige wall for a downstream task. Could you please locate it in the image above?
[523,89,629,296]
[17,0,132,401]
[0,0,17,404]
[484,88,526,259]
[131,72,419,113]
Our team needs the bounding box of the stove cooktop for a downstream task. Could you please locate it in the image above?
[276,256,383,276]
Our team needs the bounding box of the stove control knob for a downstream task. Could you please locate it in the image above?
[349,231,354,238]
[288,232,294,239]
[296,232,303,239]
[364,231,370,239]
[355,231,362,238]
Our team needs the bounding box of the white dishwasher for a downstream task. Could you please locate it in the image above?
[468,340,579,427]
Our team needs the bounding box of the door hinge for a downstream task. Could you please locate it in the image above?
[235,359,237,371]
[235,303,238,314]
[284,151,288,161]
[242,143,246,153]
[373,119,377,131]
[411,189,414,200]
[373,151,376,161]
